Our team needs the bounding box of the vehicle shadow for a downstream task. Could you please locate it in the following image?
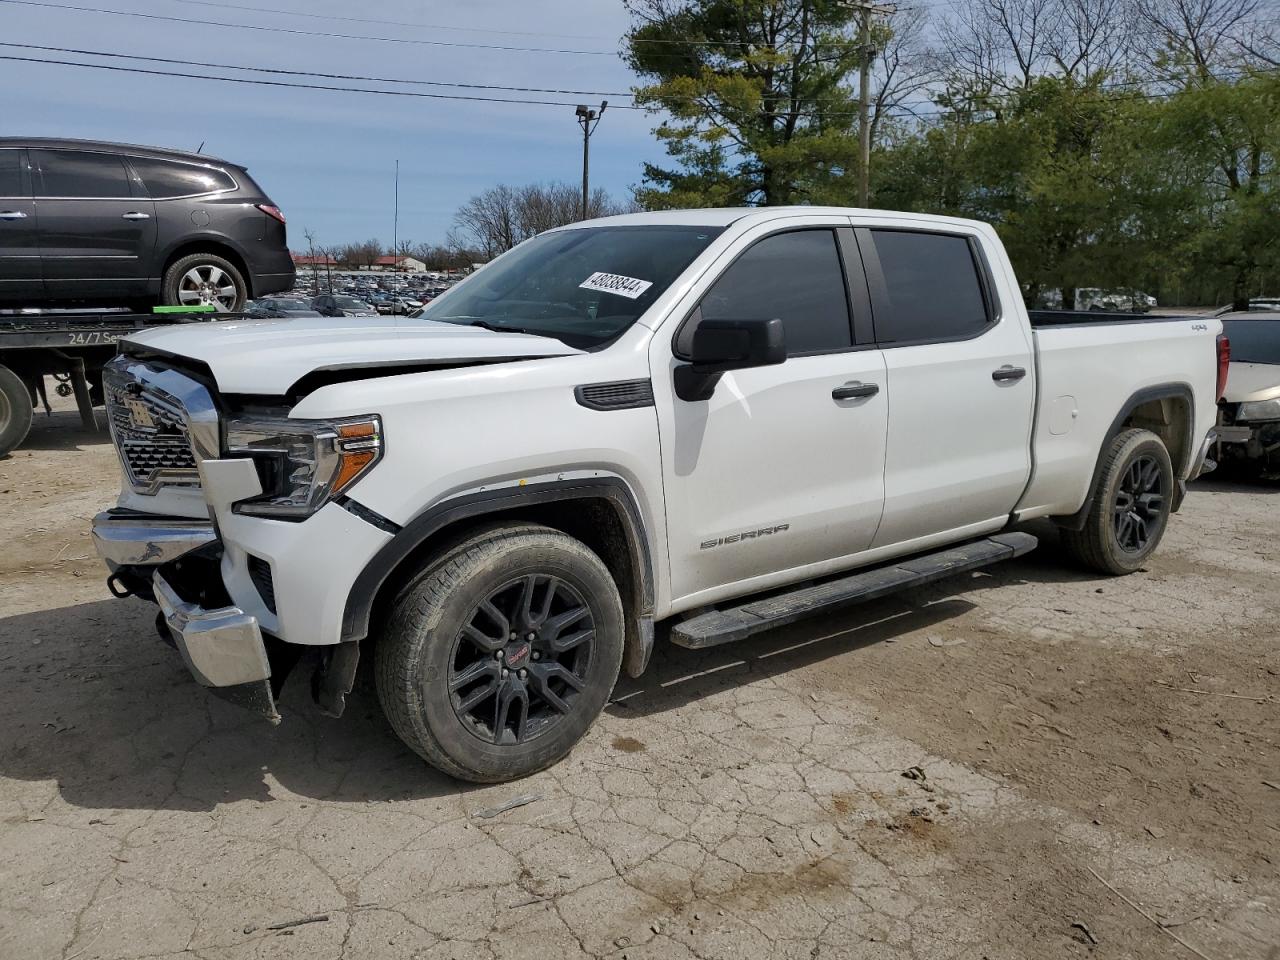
[14,409,110,453]
[1192,474,1280,494]
[0,597,463,812]
[0,545,1097,812]
[609,593,976,717]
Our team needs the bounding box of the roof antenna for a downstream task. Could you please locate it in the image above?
[196,140,206,153]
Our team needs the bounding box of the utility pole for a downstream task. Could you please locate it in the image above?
[843,1,895,207]
[574,101,608,220]
[392,159,400,275]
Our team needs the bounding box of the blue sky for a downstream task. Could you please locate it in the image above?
[0,0,665,250]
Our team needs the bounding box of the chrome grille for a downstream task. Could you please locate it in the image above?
[104,368,200,493]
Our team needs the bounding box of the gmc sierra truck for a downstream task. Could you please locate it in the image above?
[91,208,1226,782]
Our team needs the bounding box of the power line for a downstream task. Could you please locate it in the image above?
[0,0,619,56]
[0,44,1255,119]
[170,0,615,41]
[0,50,952,119]
[0,53,645,107]
[0,41,638,97]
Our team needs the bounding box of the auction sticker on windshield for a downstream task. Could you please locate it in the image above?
[579,272,653,299]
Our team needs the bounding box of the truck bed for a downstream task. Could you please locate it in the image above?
[1027,309,1195,327]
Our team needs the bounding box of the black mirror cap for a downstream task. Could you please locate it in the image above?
[675,317,786,402]
[689,317,786,371]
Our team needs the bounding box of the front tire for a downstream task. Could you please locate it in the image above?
[1060,428,1174,575]
[161,253,247,313]
[375,524,624,783]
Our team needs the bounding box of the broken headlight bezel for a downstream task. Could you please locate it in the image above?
[224,414,383,519]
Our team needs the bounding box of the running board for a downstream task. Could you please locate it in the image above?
[670,532,1038,650]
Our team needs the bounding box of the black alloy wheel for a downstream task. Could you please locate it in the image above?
[448,574,596,745]
[375,523,625,782]
[1113,454,1165,553]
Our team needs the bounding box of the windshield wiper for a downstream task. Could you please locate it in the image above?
[461,318,532,336]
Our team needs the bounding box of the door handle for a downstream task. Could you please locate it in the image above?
[0,210,27,220]
[992,365,1027,382]
[832,381,880,401]
[121,211,151,220]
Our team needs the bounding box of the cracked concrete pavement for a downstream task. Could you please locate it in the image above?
[1,407,1277,959]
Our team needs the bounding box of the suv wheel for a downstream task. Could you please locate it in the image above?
[1060,428,1174,575]
[162,253,247,313]
[375,524,624,783]
[0,364,33,458]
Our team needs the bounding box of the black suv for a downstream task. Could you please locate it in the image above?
[0,138,294,312]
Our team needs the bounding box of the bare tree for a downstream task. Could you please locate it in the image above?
[1045,0,1141,78]
[943,0,1058,94]
[870,7,943,142]
[1237,22,1280,65]
[453,185,520,258]
[1135,0,1261,77]
[452,182,633,257]
[339,238,384,270]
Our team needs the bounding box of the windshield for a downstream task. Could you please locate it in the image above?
[1223,317,1280,365]
[419,225,724,348]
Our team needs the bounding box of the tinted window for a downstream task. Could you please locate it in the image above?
[32,150,131,198]
[695,230,852,356]
[1222,318,1280,364]
[130,157,234,198]
[871,231,989,343]
[0,150,24,197]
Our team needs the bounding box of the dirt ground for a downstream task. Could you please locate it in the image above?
[1,405,1277,960]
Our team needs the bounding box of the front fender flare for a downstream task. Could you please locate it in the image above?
[341,476,656,677]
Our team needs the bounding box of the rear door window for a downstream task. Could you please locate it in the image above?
[867,230,991,345]
[0,149,26,197]
[693,229,853,356]
[129,157,235,198]
[31,149,132,198]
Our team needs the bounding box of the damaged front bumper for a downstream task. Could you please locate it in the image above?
[152,570,279,723]
[91,510,280,723]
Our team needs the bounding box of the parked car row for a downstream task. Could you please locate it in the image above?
[1032,287,1158,312]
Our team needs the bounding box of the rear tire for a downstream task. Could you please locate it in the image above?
[0,364,33,458]
[161,253,247,313]
[375,524,624,783]
[1060,428,1174,575]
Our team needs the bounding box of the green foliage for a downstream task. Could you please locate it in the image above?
[625,2,1280,305]
[625,0,867,207]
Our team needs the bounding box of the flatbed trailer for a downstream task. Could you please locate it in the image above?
[0,308,226,457]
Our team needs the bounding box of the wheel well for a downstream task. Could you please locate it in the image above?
[1120,394,1191,476]
[359,495,648,671]
[1054,385,1194,531]
[162,241,253,297]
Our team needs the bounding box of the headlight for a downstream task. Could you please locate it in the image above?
[1236,399,1280,422]
[225,415,383,519]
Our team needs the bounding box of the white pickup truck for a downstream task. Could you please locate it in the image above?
[91,208,1225,782]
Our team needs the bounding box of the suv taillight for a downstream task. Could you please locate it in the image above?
[256,203,286,224]
[1216,334,1230,401]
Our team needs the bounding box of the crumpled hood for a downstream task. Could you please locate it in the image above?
[121,316,583,395]
[1224,361,1280,403]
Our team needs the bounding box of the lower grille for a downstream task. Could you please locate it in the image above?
[247,555,277,614]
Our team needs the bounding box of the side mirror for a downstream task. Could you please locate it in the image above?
[675,317,786,401]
